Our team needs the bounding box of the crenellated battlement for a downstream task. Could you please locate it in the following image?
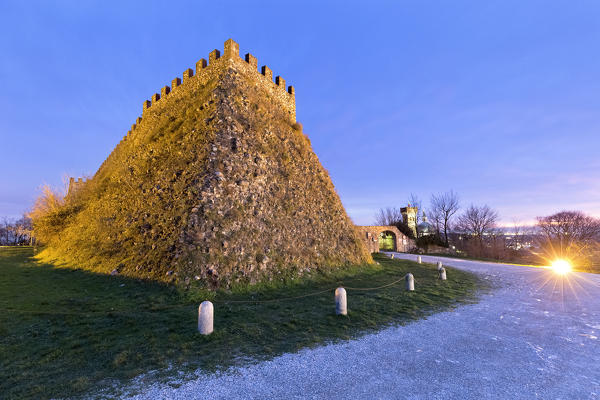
[196,59,207,73]
[245,53,257,69]
[172,77,181,88]
[183,68,193,81]
[140,39,295,118]
[67,176,87,197]
[96,39,296,179]
[223,38,239,58]
[261,65,273,81]
[209,49,221,64]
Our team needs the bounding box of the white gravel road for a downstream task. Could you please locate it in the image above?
[123,254,600,399]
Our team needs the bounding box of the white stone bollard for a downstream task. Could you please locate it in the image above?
[335,287,347,315]
[437,261,443,270]
[198,301,214,335]
[417,256,422,264]
[405,273,414,291]
[439,267,447,281]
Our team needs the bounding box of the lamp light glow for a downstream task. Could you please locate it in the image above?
[551,259,572,275]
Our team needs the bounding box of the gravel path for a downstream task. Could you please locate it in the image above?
[123,254,600,399]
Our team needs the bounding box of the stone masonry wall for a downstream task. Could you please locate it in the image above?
[57,38,374,286]
[356,226,414,253]
[96,39,295,179]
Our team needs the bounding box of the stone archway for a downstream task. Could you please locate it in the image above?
[379,230,397,251]
[355,225,414,253]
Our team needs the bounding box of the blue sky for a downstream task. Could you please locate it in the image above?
[1,1,599,225]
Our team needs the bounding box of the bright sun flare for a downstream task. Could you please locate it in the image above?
[551,259,572,275]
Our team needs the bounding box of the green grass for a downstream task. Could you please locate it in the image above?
[0,247,484,399]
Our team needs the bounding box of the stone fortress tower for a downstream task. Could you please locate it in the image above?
[49,39,373,286]
[401,205,418,237]
[66,177,86,197]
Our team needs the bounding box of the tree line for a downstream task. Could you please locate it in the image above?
[375,191,600,271]
[0,216,33,246]
[3,184,68,246]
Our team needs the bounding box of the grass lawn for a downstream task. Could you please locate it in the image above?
[0,247,484,399]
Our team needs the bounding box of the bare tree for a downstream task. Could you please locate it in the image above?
[430,190,460,246]
[536,211,600,258]
[14,217,32,245]
[456,204,499,250]
[28,184,66,245]
[428,208,443,237]
[0,218,9,245]
[29,185,65,220]
[374,207,403,226]
[0,216,33,245]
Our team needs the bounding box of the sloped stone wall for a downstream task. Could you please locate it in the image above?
[41,39,372,287]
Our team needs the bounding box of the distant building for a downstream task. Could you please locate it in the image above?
[400,205,418,237]
[417,211,434,236]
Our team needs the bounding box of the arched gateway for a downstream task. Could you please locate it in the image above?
[355,226,414,254]
[379,230,397,251]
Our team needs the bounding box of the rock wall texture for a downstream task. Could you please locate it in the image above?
[39,39,373,287]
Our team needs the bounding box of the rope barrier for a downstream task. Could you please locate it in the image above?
[0,304,197,316]
[0,272,416,314]
[215,287,334,304]
[1,251,427,314]
[342,275,406,291]
[0,308,146,316]
[216,275,411,304]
